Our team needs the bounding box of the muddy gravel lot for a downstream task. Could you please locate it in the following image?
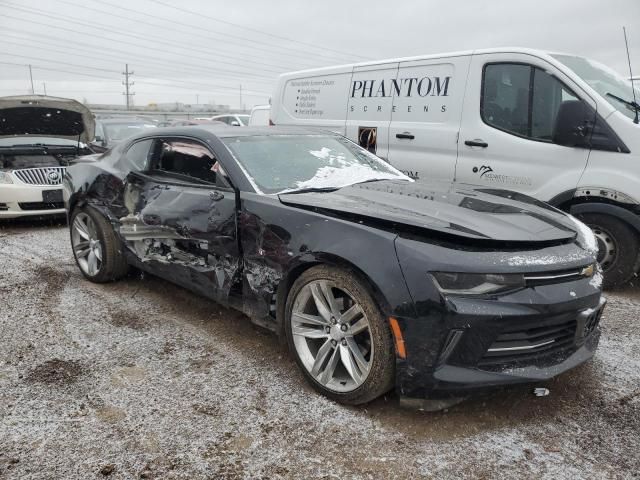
[0,220,639,479]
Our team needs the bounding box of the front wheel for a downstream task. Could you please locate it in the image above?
[70,206,128,283]
[576,213,639,288]
[285,265,395,405]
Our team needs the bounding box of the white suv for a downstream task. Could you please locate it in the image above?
[209,114,250,126]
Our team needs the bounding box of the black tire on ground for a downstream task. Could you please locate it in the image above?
[284,265,395,405]
[70,205,129,283]
[576,212,639,288]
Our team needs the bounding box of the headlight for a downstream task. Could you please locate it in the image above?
[0,171,13,184]
[432,272,525,295]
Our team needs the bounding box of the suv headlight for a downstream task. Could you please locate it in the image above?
[0,171,13,184]
[432,272,525,295]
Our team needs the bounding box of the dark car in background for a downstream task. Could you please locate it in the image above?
[92,117,157,151]
[63,126,605,407]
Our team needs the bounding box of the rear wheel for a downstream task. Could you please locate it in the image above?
[576,213,639,288]
[70,206,128,283]
[285,265,395,405]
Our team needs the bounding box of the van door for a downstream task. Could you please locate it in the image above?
[387,55,471,182]
[345,63,399,161]
[455,53,594,200]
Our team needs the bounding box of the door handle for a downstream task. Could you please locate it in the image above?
[464,139,488,148]
[209,191,224,201]
[396,132,415,140]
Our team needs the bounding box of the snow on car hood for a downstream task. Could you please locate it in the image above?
[0,95,95,143]
[279,180,580,244]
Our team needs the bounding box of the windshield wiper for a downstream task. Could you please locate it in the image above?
[280,186,341,195]
[606,92,640,111]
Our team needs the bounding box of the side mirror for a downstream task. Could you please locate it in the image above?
[230,120,241,127]
[552,101,592,148]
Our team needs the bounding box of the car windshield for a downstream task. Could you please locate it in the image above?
[103,122,156,142]
[237,115,250,126]
[222,134,410,194]
[552,54,640,121]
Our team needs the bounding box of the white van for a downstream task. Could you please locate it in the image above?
[272,47,640,287]
[248,104,271,126]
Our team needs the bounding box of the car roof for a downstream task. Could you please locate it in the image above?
[147,125,334,138]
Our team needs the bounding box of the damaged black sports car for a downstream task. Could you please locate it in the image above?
[64,126,605,407]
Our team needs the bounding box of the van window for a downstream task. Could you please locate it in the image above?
[482,63,580,142]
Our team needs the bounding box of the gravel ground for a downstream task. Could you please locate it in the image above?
[0,220,638,480]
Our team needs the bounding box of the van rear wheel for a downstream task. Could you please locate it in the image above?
[576,213,639,288]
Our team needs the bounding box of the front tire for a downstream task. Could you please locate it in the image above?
[285,265,395,405]
[70,206,128,283]
[576,213,639,288]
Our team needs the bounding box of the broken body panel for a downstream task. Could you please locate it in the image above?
[64,126,604,402]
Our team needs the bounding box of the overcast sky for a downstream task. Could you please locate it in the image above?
[0,0,638,110]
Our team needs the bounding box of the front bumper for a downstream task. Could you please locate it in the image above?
[394,284,605,400]
[0,183,65,218]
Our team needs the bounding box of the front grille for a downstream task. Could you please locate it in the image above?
[18,202,64,211]
[13,167,66,186]
[0,202,8,211]
[478,318,577,370]
[524,266,592,286]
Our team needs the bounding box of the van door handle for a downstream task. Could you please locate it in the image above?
[396,132,415,140]
[464,139,489,148]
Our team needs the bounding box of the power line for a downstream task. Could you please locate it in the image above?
[63,0,324,70]
[147,0,369,61]
[0,37,273,92]
[0,2,315,76]
[0,12,278,82]
[0,61,270,99]
[0,52,271,96]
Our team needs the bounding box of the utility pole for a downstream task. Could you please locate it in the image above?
[43,82,47,96]
[122,63,135,110]
[239,84,242,111]
[28,64,34,94]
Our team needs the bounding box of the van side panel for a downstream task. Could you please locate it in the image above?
[271,67,352,134]
[387,56,471,181]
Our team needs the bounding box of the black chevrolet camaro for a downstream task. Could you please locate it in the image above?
[64,126,605,408]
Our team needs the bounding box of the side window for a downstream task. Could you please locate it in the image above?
[121,139,153,170]
[482,64,531,136]
[531,69,578,140]
[152,138,231,188]
[482,63,581,142]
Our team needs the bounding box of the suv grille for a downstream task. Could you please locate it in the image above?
[478,319,577,370]
[14,167,65,186]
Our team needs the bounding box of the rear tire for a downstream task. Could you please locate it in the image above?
[285,265,395,405]
[70,205,128,283]
[575,213,639,288]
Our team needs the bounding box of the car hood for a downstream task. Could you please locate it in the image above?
[0,95,95,143]
[279,180,578,244]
